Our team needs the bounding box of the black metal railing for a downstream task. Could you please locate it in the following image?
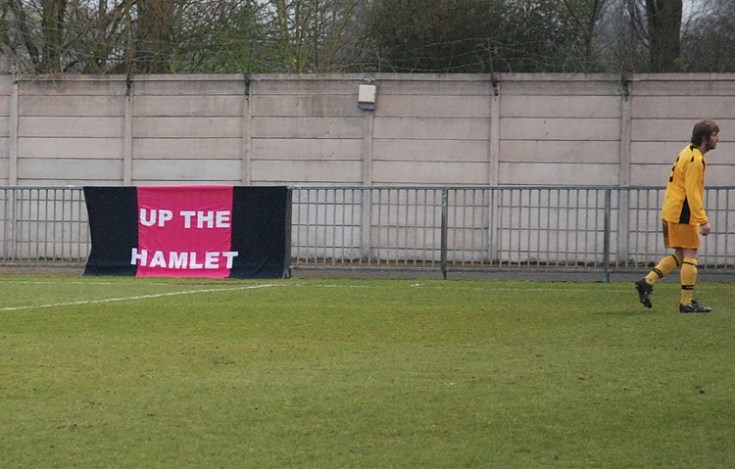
[2,186,734,281]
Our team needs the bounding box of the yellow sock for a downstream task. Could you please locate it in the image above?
[680,257,698,305]
[645,254,680,285]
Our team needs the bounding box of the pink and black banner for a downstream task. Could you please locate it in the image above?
[83,186,290,278]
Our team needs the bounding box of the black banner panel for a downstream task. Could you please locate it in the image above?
[83,186,289,279]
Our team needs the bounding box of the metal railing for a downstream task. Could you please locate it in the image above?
[1,187,90,265]
[290,185,735,280]
[2,185,734,280]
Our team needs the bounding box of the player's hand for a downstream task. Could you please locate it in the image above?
[700,222,712,236]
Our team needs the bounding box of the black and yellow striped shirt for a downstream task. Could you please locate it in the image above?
[661,144,707,226]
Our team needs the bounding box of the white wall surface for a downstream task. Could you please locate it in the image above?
[0,73,733,187]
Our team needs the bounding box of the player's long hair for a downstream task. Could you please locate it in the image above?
[691,119,720,146]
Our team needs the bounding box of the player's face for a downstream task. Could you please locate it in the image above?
[704,132,720,152]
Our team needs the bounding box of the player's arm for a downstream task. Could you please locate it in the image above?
[684,158,708,226]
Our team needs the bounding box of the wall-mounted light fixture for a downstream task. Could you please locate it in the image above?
[358,77,377,111]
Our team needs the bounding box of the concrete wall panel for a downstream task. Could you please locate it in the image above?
[373,161,489,185]
[252,95,359,117]
[253,138,362,160]
[253,117,364,139]
[133,117,241,138]
[501,95,620,118]
[20,117,124,138]
[18,158,122,181]
[132,76,244,95]
[133,159,241,183]
[630,75,735,96]
[375,95,491,118]
[20,138,122,159]
[631,96,733,119]
[21,78,127,96]
[630,141,683,161]
[20,95,125,117]
[135,95,242,117]
[500,162,620,185]
[0,96,10,114]
[373,139,489,162]
[501,117,620,141]
[378,76,490,96]
[374,117,489,140]
[253,79,359,95]
[630,118,694,142]
[250,160,362,184]
[499,140,620,163]
[627,164,671,186]
[2,73,735,188]
[134,138,242,159]
[500,75,621,96]
[0,137,7,182]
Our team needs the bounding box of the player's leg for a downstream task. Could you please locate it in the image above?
[679,247,711,313]
[635,222,680,308]
[645,252,681,285]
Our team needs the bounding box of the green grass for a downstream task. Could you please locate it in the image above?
[1,275,735,468]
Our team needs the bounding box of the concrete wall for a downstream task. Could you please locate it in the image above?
[1,73,734,187]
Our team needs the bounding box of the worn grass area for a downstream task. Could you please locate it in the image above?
[1,275,734,468]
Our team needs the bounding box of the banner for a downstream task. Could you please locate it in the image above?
[83,186,290,278]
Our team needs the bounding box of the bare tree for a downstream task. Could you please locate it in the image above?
[561,0,610,71]
[598,0,683,72]
[681,0,735,72]
[178,1,266,73]
[596,0,648,72]
[646,0,682,71]
[268,0,361,72]
[40,0,68,73]
[4,0,134,74]
[133,0,176,73]
[7,0,44,72]
[9,0,732,75]
[362,0,597,73]
[63,0,136,73]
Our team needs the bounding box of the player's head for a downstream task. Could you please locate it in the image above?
[691,119,720,148]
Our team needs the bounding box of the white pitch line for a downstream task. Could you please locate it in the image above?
[0,281,119,286]
[0,280,636,312]
[301,282,633,293]
[0,283,281,312]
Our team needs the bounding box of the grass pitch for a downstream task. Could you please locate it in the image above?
[1,275,734,468]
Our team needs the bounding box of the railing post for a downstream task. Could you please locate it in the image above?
[360,187,373,263]
[9,75,18,186]
[603,188,612,283]
[283,188,293,278]
[123,80,134,185]
[1,188,13,261]
[441,189,448,279]
[9,188,17,261]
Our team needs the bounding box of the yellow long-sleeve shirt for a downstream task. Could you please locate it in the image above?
[661,144,708,225]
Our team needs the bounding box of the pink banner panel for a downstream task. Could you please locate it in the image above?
[136,185,235,278]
